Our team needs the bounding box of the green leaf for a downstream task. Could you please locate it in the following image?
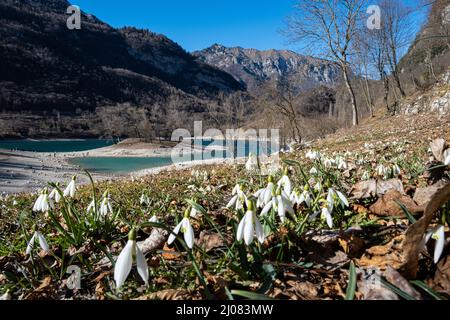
[410,280,445,300]
[380,278,416,300]
[395,200,417,224]
[345,261,357,300]
[185,199,207,215]
[231,290,273,300]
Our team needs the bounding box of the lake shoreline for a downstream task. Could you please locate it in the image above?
[0,140,265,195]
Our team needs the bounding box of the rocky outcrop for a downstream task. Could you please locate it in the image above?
[193,44,342,94]
[402,71,450,115]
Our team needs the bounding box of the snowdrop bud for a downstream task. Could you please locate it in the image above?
[128,228,137,241]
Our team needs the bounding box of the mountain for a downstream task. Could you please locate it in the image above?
[0,0,243,137]
[399,0,450,91]
[193,44,342,94]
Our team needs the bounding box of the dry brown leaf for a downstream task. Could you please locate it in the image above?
[413,180,448,207]
[286,280,318,300]
[351,179,405,200]
[24,276,55,300]
[196,231,225,252]
[161,244,183,260]
[401,182,450,278]
[430,138,446,162]
[384,266,421,299]
[432,255,450,294]
[358,235,404,270]
[95,281,106,300]
[93,271,111,283]
[135,289,195,300]
[369,190,422,217]
[351,180,377,199]
[376,179,405,196]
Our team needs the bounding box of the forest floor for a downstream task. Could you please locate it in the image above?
[0,112,449,300]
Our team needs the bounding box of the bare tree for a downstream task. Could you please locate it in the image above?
[287,0,367,126]
[267,78,303,144]
[354,36,376,117]
[378,0,416,98]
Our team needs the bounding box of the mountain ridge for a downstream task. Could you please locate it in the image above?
[193,44,342,94]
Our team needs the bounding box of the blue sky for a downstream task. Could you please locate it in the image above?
[72,0,297,52]
[72,0,426,53]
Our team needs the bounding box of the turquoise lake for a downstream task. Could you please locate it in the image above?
[0,139,115,152]
[70,157,174,174]
[1,139,278,174]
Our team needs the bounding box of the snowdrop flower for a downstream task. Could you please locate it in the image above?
[49,186,61,203]
[376,164,388,178]
[87,198,96,214]
[277,168,292,195]
[444,153,450,166]
[245,152,259,172]
[226,184,247,211]
[149,215,158,223]
[189,206,198,217]
[327,188,349,211]
[306,150,320,160]
[99,191,113,216]
[33,188,53,213]
[63,176,77,198]
[236,201,264,246]
[114,228,149,289]
[337,159,348,170]
[323,157,334,168]
[361,171,371,181]
[391,164,401,177]
[168,210,195,249]
[314,181,322,192]
[290,186,312,208]
[12,199,18,206]
[424,225,446,264]
[321,204,333,229]
[140,193,150,206]
[310,167,318,175]
[261,187,294,223]
[254,176,275,208]
[26,230,49,255]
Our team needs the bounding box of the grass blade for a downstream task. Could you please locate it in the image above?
[345,261,357,300]
[380,278,416,300]
[410,280,445,300]
[395,200,417,224]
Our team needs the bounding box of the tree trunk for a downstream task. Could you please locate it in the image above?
[342,65,359,126]
[328,101,334,118]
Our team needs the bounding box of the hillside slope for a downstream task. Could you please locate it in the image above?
[0,0,244,137]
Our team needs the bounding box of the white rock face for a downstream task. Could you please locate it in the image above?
[403,71,450,115]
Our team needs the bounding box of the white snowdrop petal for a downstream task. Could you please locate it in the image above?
[254,218,265,244]
[243,212,254,245]
[36,232,49,252]
[26,233,36,255]
[168,221,183,245]
[183,218,195,249]
[135,246,149,284]
[114,241,134,288]
[434,226,445,264]
[236,216,246,242]
[226,195,238,209]
[261,200,273,216]
[336,191,349,207]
